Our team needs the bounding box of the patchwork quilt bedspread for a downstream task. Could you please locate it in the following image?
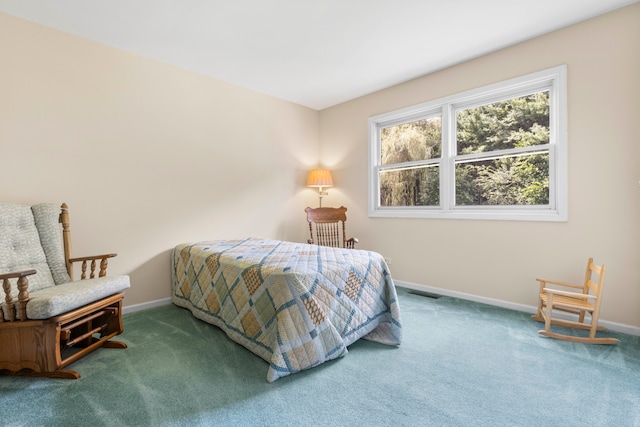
[171,238,402,382]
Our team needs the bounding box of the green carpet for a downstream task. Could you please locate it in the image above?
[1,288,639,426]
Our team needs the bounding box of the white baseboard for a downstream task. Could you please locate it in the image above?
[120,282,640,337]
[395,280,640,337]
[123,297,172,315]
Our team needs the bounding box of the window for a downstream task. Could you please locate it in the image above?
[368,66,567,221]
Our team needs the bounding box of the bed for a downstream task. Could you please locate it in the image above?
[170,238,402,382]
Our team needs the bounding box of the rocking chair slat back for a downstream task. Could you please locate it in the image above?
[305,206,358,249]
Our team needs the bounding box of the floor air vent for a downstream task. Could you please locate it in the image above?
[407,290,441,299]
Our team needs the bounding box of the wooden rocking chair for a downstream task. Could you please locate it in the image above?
[0,202,131,379]
[532,258,618,345]
[305,206,358,249]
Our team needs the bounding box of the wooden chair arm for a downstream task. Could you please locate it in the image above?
[0,269,37,281]
[307,239,314,244]
[543,288,594,300]
[1,269,35,321]
[68,254,117,263]
[68,254,117,280]
[345,237,358,249]
[536,278,583,289]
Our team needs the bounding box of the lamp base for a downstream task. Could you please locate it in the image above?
[318,191,328,207]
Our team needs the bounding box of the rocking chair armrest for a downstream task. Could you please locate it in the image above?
[68,254,117,263]
[542,288,595,300]
[1,269,35,321]
[0,269,37,281]
[68,254,117,280]
[345,237,358,249]
[536,278,583,289]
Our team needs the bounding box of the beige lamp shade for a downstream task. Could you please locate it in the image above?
[307,169,333,188]
[307,169,333,207]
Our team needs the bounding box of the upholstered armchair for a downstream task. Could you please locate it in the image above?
[0,202,130,379]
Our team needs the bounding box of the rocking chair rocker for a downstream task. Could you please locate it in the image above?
[532,258,618,345]
[0,202,131,378]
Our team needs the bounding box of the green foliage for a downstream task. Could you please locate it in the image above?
[380,118,441,206]
[456,92,549,154]
[460,153,549,206]
[381,118,441,164]
[379,91,550,207]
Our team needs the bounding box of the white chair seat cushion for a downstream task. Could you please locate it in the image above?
[25,275,131,319]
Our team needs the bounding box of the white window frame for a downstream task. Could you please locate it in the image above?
[368,65,567,222]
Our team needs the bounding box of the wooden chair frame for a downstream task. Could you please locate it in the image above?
[532,258,618,345]
[0,203,127,379]
[305,206,358,249]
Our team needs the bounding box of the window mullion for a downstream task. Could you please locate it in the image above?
[440,104,454,211]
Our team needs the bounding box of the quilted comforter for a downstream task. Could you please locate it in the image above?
[171,238,402,382]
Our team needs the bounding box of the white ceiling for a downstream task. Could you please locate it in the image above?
[1,0,637,110]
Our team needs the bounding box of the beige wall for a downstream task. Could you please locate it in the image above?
[1,5,638,330]
[0,14,321,307]
[319,4,640,329]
